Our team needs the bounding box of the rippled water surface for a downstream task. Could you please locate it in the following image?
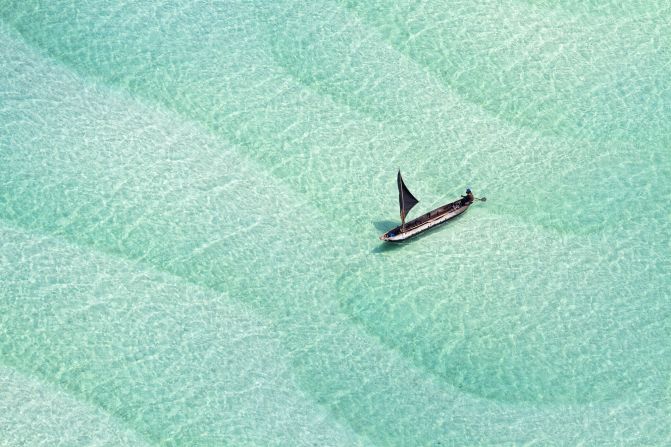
[1,1,670,445]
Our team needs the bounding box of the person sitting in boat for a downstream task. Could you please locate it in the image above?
[460,188,474,206]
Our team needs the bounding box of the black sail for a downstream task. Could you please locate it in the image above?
[397,170,419,222]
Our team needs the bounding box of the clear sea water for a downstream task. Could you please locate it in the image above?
[1,1,670,445]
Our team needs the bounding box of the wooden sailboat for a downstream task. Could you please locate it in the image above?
[379,171,485,242]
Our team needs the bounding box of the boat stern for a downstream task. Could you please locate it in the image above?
[379,230,405,242]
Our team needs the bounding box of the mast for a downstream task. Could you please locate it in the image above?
[400,178,406,231]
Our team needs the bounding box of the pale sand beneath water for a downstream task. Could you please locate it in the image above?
[0,1,670,445]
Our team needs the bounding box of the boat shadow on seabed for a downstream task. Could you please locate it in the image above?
[371,220,404,253]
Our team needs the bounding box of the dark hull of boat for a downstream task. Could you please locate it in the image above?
[379,198,470,242]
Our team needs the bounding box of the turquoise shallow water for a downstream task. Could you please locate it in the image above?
[0,1,670,445]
